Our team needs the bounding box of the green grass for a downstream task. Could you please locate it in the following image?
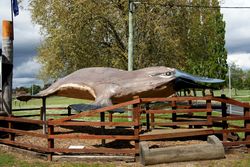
[13,97,90,109]
[0,150,115,167]
[0,150,250,167]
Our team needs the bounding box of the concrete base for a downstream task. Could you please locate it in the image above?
[140,135,225,166]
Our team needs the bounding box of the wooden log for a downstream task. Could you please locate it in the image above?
[140,135,225,165]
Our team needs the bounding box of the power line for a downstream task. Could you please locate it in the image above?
[138,2,250,9]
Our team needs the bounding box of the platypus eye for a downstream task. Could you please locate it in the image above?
[166,72,172,76]
[149,71,174,78]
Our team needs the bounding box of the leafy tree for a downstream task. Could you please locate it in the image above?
[27,0,228,82]
[243,70,250,89]
[29,85,41,95]
[228,63,244,95]
[184,0,227,79]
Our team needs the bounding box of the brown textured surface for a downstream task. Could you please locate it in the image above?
[18,67,176,104]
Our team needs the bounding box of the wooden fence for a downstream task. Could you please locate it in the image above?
[0,95,249,161]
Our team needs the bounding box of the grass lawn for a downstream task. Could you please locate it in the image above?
[0,150,115,167]
[0,149,249,167]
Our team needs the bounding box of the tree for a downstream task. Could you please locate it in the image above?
[184,0,228,79]
[243,70,250,89]
[29,85,42,95]
[228,63,244,95]
[28,0,228,83]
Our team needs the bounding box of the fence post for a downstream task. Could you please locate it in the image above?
[47,119,54,161]
[150,113,155,129]
[8,116,15,141]
[221,94,228,141]
[244,105,250,148]
[206,97,212,128]
[100,112,105,146]
[108,112,113,123]
[133,96,140,161]
[42,97,47,134]
[145,103,150,131]
[40,107,43,121]
[67,106,71,116]
[188,100,193,128]
[171,100,177,129]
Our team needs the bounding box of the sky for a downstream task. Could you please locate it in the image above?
[1,0,250,88]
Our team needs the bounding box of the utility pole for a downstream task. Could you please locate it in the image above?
[228,65,232,114]
[128,0,135,71]
[128,0,135,121]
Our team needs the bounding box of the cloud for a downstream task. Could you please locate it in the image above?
[1,0,250,89]
[221,0,250,54]
[13,77,43,88]
[227,53,250,70]
[0,0,42,88]
[13,59,43,88]
[14,59,41,78]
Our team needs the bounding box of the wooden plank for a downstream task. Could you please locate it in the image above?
[14,114,69,118]
[176,105,192,109]
[48,121,136,127]
[214,128,250,133]
[0,139,50,153]
[46,107,67,110]
[50,148,137,154]
[0,116,45,125]
[51,98,140,123]
[212,97,250,108]
[212,116,250,121]
[49,134,136,140]
[223,141,250,146]
[146,109,211,114]
[12,108,41,111]
[151,121,212,126]
[141,96,212,103]
[0,127,48,138]
[12,107,67,112]
[140,129,214,141]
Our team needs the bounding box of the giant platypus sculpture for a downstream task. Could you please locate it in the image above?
[17,67,224,111]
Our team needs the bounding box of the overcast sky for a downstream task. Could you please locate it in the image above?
[1,0,250,88]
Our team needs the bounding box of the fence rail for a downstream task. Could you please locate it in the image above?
[0,95,249,161]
